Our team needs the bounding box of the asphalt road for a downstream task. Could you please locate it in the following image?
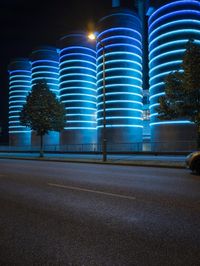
[0,159,199,266]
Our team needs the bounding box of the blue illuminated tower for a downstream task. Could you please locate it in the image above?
[59,33,97,148]
[97,8,143,150]
[30,46,60,146]
[8,58,32,146]
[149,0,200,151]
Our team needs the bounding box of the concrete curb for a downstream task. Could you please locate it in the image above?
[0,156,186,169]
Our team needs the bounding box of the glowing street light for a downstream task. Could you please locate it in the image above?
[88,32,107,162]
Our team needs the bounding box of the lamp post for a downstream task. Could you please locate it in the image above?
[88,33,107,162]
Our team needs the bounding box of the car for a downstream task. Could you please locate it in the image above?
[186,151,200,175]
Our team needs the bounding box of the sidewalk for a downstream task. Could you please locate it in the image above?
[0,152,187,169]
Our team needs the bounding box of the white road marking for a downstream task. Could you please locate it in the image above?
[48,183,136,201]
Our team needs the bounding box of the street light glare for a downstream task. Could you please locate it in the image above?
[88,33,96,41]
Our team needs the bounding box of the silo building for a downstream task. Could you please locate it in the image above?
[59,33,97,151]
[30,46,60,147]
[149,0,200,151]
[8,58,32,146]
[96,6,143,151]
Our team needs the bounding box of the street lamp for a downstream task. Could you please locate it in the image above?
[88,33,107,162]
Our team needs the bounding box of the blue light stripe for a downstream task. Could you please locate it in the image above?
[59,60,96,68]
[60,53,96,61]
[150,121,193,126]
[98,27,142,40]
[149,29,200,50]
[149,19,200,40]
[59,73,96,80]
[97,92,143,99]
[97,100,143,106]
[59,46,96,55]
[59,66,96,74]
[97,125,143,128]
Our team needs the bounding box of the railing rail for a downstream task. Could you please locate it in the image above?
[0,141,197,153]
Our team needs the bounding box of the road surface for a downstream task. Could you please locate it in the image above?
[0,159,199,265]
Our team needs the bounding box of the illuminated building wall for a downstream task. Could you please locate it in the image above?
[30,46,60,146]
[97,8,143,148]
[8,58,32,146]
[59,33,97,146]
[149,0,200,151]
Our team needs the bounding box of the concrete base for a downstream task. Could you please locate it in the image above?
[9,132,31,147]
[151,124,197,152]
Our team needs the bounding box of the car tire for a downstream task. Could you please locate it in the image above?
[194,159,200,175]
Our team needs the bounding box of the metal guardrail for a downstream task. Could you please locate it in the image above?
[0,141,197,153]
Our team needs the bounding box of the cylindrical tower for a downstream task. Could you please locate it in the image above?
[8,58,32,146]
[149,0,200,151]
[59,33,97,150]
[97,8,143,151]
[30,46,60,147]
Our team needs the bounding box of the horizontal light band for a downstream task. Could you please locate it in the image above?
[97,125,143,128]
[149,92,165,100]
[32,77,58,82]
[60,80,96,86]
[97,51,142,62]
[9,70,31,74]
[97,116,142,121]
[61,93,96,98]
[149,19,200,40]
[60,46,96,55]
[60,53,96,61]
[150,113,158,118]
[9,80,31,85]
[150,121,193,126]
[31,71,59,76]
[97,75,142,84]
[31,60,59,65]
[31,65,59,71]
[65,107,96,111]
[97,100,143,106]
[97,84,142,91]
[149,82,164,92]
[59,73,96,80]
[67,121,97,123]
[97,35,142,48]
[150,70,184,83]
[98,27,142,40]
[149,9,200,31]
[97,43,142,54]
[64,127,96,130]
[60,87,96,93]
[149,29,200,50]
[149,49,185,66]
[9,90,29,95]
[97,92,143,99]
[97,108,143,113]
[97,67,142,77]
[59,60,96,68]
[66,114,95,117]
[62,100,96,104]
[59,66,96,74]
[149,103,159,109]
[97,59,142,69]
[149,61,182,74]
[149,40,200,58]
[10,75,31,80]
[9,131,31,133]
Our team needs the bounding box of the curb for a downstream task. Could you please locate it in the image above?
[0,156,186,169]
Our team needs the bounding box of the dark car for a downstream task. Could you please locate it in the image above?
[186,151,200,175]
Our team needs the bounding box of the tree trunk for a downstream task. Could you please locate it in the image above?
[40,134,44,157]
